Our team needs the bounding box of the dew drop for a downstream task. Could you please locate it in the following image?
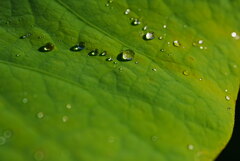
[151,136,159,142]
[132,19,141,26]
[88,49,98,56]
[182,70,189,76]
[158,36,163,40]
[118,49,135,61]
[62,116,69,122]
[198,40,204,44]
[225,95,231,101]
[37,112,44,119]
[34,151,44,161]
[105,3,110,7]
[160,49,165,52]
[3,129,13,138]
[70,42,85,52]
[173,40,181,47]
[144,32,155,40]
[39,42,54,52]
[163,25,167,29]
[106,57,113,61]
[143,26,148,31]
[99,51,107,56]
[0,136,6,145]
[152,68,157,72]
[124,9,130,15]
[20,33,32,39]
[224,89,228,92]
[199,46,204,50]
[135,61,139,64]
[113,61,117,64]
[66,104,72,109]
[187,144,194,150]
[108,0,113,3]
[16,54,21,57]
[22,98,28,104]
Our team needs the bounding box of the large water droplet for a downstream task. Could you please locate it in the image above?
[118,49,135,61]
[132,19,141,26]
[144,32,154,40]
[231,32,239,39]
[88,49,98,56]
[70,42,85,52]
[173,40,181,47]
[39,42,54,52]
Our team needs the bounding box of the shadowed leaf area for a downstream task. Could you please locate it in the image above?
[0,0,239,161]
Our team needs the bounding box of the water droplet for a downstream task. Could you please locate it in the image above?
[199,46,204,50]
[225,95,231,101]
[160,49,165,52]
[152,68,157,72]
[124,9,130,15]
[62,116,69,122]
[143,26,147,31]
[132,19,141,26]
[3,129,13,138]
[39,42,54,52]
[158,36,163,40]
[173,40,181,47]
[144,32,154,40]
[151,136,159,142]
[198,40,204,44]
[16,54,21,57]
[88,49,98,56]
[187,144,194,150]
[182,70,189,76]
[106,57,113,61]
[118,49,135,61]
[135,61,139,64]
[22,98,28,104]
[108,0,113,3]
[66,104,72,109]
[113,61,117,64]
[105,3,110,7]
[37,112,44,119]
[199,78,203,81]
[20,33,32,39]
[99,51,107,56]
[163,25,167,29]
[70,42,85,51]
[224,89,228,92]
[0,137,6,145]
[34,151,44,161]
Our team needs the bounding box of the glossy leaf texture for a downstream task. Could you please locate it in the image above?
[0,0,239,161]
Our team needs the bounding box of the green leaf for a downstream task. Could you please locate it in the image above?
[0,0,239,161]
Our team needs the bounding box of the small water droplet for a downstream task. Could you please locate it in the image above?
[173,40,181,47]
[62,116,69,122]
[152,68,157,72]
[99,51,107,56]
[37,112,44,119]
[224,89,228,92]
[198,40,204,44]
[158,36,163,40]
[106,57,113,61]
[66,104,72,109]
[144,32,154,40]
[163,25,167,29]
[199,78,203,81]
[182,70,189,76]
[119,67,123,71]
[39,42,54,52]
[70,42,85,51]
[34,151,44,161]
[160,49,165,52]
[20,33,32,39]
[225,95,231,101]
[113,61,117,64]
[151,136,159,142]
[22,98,28,104]
[105,3,110,7]
[88,49,98,56]
[199,46,204,50]
[135,61,139,64]
[0,136,6,145]
[118,49,135,61]
[143,26,147,31]
[187,144,194,150]
[108,0,113,3]
[16,54,21,57]
[124,9,130,15]
[132,19,141,26]
[3,129,13,138]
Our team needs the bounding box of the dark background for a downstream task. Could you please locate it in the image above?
[215,91,240,161]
